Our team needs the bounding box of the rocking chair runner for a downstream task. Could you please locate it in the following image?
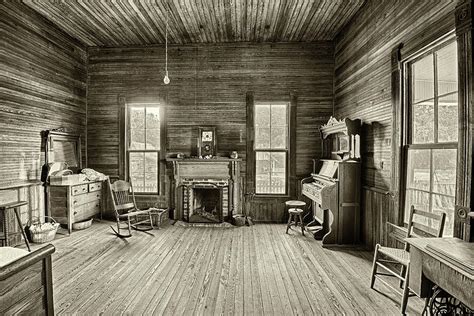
[108,179,154,238]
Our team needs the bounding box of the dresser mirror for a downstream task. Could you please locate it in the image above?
[43,130,82,172]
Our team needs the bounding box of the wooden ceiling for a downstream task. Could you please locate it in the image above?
[24,0,365,46]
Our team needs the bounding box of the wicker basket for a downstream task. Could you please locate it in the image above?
[28,216,60,243]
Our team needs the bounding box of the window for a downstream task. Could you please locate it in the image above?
[126,104,161,194]
[403,40,458,236]
[254,103,288,195]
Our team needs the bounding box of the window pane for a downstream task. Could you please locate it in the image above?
[255,151,286,194]
[407,149,431,191]
[432,194,454,237]
[130,129,145,149]
[271,127,287,149]
[129,152,145,191]
[404,189,429,223]
[256,152,271,194]
[255,105,271,149]
[438,93,458,142]
[412,55,434,103]
[146,107,160,128]
[433,149,456,195]
[146,129,160,149]
[255,105,270,127]
[255,128,270,149]
[130,107,145,129]
[144,152,158,193]
[437,41,458,96]
[271,104,287,126]
[271,152,286,194]
[412,100,434,144]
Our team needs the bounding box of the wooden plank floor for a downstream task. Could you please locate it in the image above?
[31,221,424,315]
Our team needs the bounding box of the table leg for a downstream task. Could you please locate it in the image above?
[13,207,31,251]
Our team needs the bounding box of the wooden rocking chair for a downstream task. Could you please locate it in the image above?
[108,179,154,238]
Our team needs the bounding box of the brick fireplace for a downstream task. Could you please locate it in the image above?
[167,158,241,222]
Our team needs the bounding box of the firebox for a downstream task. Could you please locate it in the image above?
[190,186,223,223]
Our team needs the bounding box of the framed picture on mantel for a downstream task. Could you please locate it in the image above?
[198,126,216,157]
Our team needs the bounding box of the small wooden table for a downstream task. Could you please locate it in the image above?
[406,237,473,313]
[0,201,31,251]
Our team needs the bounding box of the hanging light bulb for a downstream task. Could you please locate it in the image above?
[163,5,170,85]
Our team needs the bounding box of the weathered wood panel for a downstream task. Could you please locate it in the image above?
[87,42,334,221]
[0,2,87,218]
[24,0,364,46]
[334,0,457,248]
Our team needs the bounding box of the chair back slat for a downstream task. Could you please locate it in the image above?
[411,222,439,237]
[111,180,131,192]
[413,209,443,221]
[108,179,137,215]
[404,205,446,251]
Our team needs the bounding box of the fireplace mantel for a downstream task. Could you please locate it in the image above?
[167,158,242,221]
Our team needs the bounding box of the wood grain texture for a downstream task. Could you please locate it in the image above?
[0,1,87,219]
[24,0,365,46]
[87,42,335,221]
[334,0,457,248]
[25,220,424,315]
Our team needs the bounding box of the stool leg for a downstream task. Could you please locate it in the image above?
[14,208,30,251]
[299,214,304,236]
[286,214,292,234]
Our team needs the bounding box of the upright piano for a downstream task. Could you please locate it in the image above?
[302,117,361,246]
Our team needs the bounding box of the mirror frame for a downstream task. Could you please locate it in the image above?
[42,130,82,172]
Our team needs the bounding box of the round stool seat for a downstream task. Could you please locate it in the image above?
[288,208,303,214]
[285,200,306,208]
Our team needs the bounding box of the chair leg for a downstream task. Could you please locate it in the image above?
[399,265,407,288]
[149,213,154,229]
[127,217,132,236]
[401,262,410,315]
[299,214,304,236]
[286,214,292,234]
[370,244,380,289]
[116,218,121,235]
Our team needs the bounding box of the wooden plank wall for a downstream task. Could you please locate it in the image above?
[87,42,334,221]
[0,2,87,218]
[334,0,457,248]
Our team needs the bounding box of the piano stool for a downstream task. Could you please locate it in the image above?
[285,200,306,235]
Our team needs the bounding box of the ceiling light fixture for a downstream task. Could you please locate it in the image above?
[163,5,170,85]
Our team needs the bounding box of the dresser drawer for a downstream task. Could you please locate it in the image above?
[72,191,101,207]
[71,184,88,196]
[73,201,100,222]
[89,182,102,192]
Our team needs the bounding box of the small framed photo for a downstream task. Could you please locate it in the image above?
[198,127,217,157]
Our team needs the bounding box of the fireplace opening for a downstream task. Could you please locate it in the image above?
[190,187,223,223]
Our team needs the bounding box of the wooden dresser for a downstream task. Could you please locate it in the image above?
[48,180,104,234]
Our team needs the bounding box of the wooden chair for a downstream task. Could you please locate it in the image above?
[108,179,154,238]
[370,205,446,315]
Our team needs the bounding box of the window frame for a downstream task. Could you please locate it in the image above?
[400,37,458,233]
[124,103,162,195]
[253,102,290,196]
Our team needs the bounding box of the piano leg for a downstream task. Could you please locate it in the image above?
[321,208,336,245]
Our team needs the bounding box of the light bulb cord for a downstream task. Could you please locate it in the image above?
[165,5,168,75]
